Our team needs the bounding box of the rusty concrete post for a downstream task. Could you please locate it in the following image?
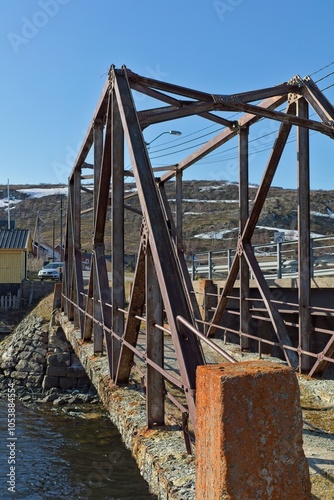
[196,361,311,499]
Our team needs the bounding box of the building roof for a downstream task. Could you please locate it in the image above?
[33,240,53,251]
[0,229,32,250]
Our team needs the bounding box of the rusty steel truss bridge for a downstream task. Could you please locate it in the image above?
[60,66,334,440]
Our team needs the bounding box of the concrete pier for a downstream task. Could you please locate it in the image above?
[196,361,311,499]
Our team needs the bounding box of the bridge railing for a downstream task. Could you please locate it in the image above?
[188,285,334,377]
[61,289,205,453]
[188,234,334,280]
[61,282,334,454]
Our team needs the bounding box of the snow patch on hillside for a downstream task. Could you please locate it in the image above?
[0,187,68,211]
[194,226,325,240]
[0,199,21,209]
[18,187,68,198]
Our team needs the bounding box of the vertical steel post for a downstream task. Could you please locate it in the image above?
[277,242,282,279]
[175,170,183,252]
[93,120,104,218]
[60,196,63,261]
[208,251,212,279]
[72,168,84,330]
[93,119,104,352]
[239,127,250,350]
[64,185,73,319]
[228,248,232,271]
[146,243,165,427]
[297,97,312,372]
[310,238,314,279]
[111,91,125,378]
[52,220,55,262]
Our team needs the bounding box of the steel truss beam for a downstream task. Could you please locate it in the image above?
[63,66,334,438]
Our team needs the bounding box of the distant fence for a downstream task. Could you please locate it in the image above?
[0,292,20,310]
[0,281,56,310]
[188,235,334,280]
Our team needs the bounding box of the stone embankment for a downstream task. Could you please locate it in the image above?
[1,301,334,499]
[0,308,194,499]
[0,312,99,406]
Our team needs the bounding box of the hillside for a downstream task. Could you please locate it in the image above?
[0,181,334,256]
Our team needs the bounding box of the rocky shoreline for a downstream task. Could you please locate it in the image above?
[0,310,99,407]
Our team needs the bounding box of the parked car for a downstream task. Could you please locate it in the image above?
[38,262,64,280]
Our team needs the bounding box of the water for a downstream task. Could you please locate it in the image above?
[0,399,156,499]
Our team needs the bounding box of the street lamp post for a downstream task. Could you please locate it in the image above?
[52,220,55,262]
[57,196,65,261]
[60,196,63,261]
[145,130,182,148]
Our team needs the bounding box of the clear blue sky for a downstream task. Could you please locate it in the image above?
[1,0,334,190]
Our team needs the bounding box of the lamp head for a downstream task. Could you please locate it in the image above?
[145,130,182,147]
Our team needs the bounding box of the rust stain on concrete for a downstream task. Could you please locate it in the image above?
[196,361,311,499]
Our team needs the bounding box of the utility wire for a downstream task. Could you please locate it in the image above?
[321,82,334,92]
[315,70,334,84]
[147,60,334,164]
[149,111,242,154]
[310,60,334,77]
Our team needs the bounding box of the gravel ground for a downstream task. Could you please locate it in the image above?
[206,342,334,499]
[298,375,334,484]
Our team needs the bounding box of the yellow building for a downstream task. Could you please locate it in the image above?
[0,229,32,295]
